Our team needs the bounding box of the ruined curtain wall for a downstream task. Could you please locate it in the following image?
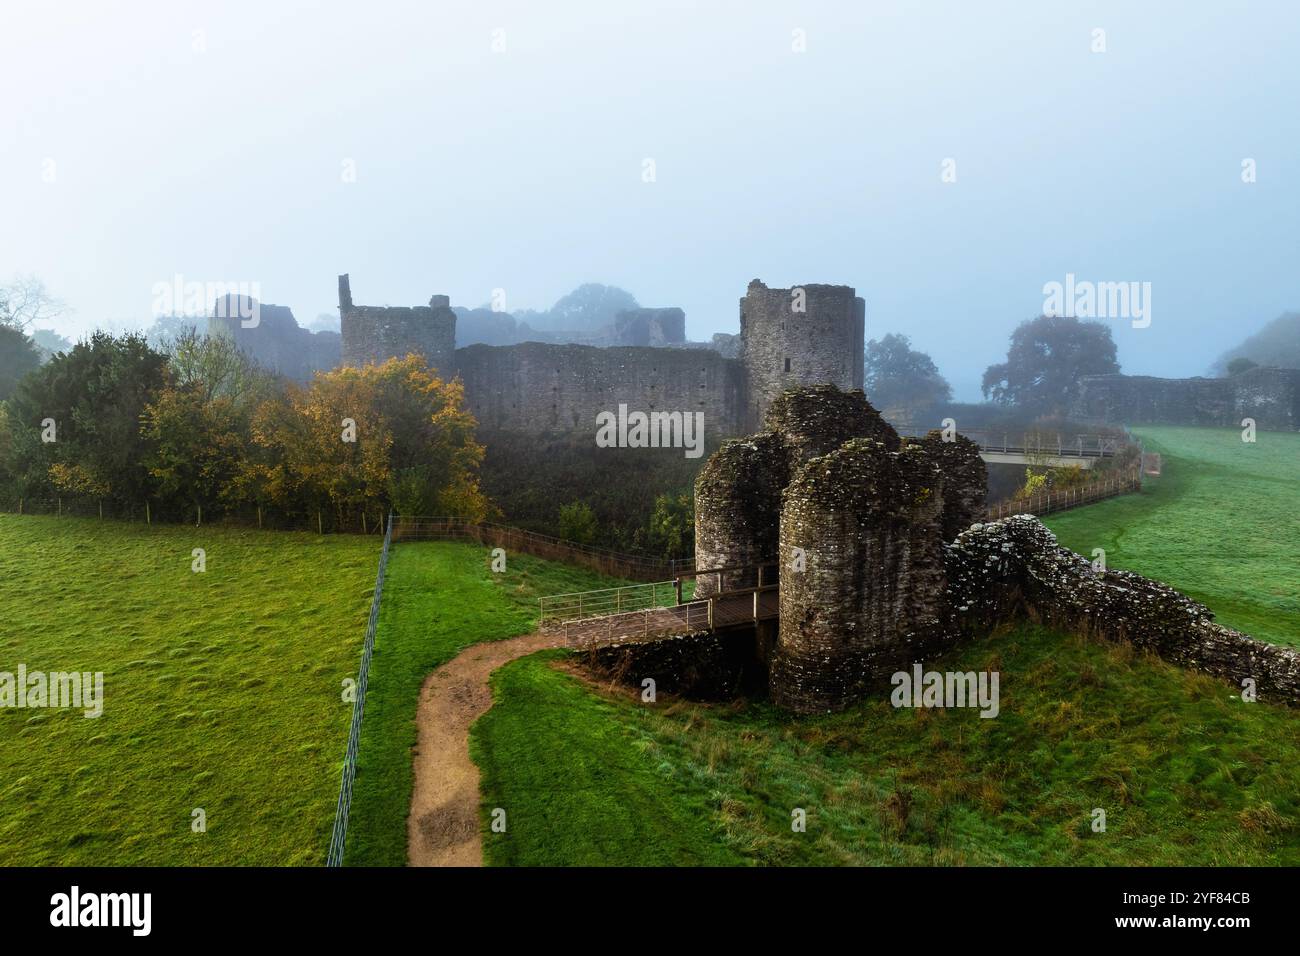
[453,342,748,435]
[1074,369,1300,430]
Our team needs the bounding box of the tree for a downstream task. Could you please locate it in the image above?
[141,386,246,523]
[863,334,952,414]
[541,284,638,331]
[982,315,1119,413]
[248,354,490,523]
[28,328,74,362]
[163,327,262,404]
[0,324,42,401]
[1212,312,1300,374]
[644,492,693,559]
[5,332,169,503]
[557,501,598,544]
[0,275,66,330]
[1226,356,1259,376]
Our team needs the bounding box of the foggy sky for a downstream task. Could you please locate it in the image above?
[4,0,1297,400]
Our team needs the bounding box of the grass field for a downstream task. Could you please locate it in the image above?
[473,628,1300,866]
[469,425,1300,866]
[1045,427,1300,648]
[341,540,633,866]
[0,515,379,865]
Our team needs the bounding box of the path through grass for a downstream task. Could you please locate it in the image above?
[341,540,631,865]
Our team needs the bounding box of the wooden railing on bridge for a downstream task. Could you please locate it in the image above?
[542,563,779,648]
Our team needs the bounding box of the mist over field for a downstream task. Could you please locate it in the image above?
[4,0,1299,400]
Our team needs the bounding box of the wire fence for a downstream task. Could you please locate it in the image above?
[326,512,393,868]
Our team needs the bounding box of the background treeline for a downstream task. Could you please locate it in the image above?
[0,330,490,531]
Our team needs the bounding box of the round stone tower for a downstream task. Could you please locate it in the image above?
[771,439,947,713]
[739,279,865,429]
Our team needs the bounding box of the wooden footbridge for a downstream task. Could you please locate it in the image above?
[539,564,778,648]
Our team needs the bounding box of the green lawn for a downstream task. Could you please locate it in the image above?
[0,514,379,865]
[341,539,634,866]
[1044,427,1300,648]
[473,628,1300,866]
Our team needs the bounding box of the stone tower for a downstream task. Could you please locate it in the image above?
[693,385,988,714]
[338,274,457,377]
[738,279,865,429]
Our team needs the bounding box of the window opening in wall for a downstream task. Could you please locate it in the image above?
[784,357,791,372]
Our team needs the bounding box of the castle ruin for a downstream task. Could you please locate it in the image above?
[591,384,1300,713]
[335,275,867,436]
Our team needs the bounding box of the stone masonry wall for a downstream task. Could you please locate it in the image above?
[338,274,457,377]
[693,432,789,596]
[903,430,988,541]
[1074,368,1300,430]
[945,515,1300,704]
[453,341,747,435]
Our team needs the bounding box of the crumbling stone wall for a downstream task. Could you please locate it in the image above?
[903,430,988,541]
[1074,368,1300,430]
[764,384,899,467]
[739,279,866,429]
[772,440,948,713]
[693,433,788,596]
[209,297,340,382]
[453,341,747,435]
[945,516,1300,703]
[338,274,457,377]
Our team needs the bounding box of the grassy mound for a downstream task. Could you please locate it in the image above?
[473,627,1300,866]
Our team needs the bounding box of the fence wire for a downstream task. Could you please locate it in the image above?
[326,513,393,867]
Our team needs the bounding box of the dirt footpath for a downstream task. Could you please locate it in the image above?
[407,631,564,867]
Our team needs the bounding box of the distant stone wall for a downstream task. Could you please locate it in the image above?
[338,274,457,377]
[209,297,340,382]
[1074,367,1300,430]
[452,341,747,434]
